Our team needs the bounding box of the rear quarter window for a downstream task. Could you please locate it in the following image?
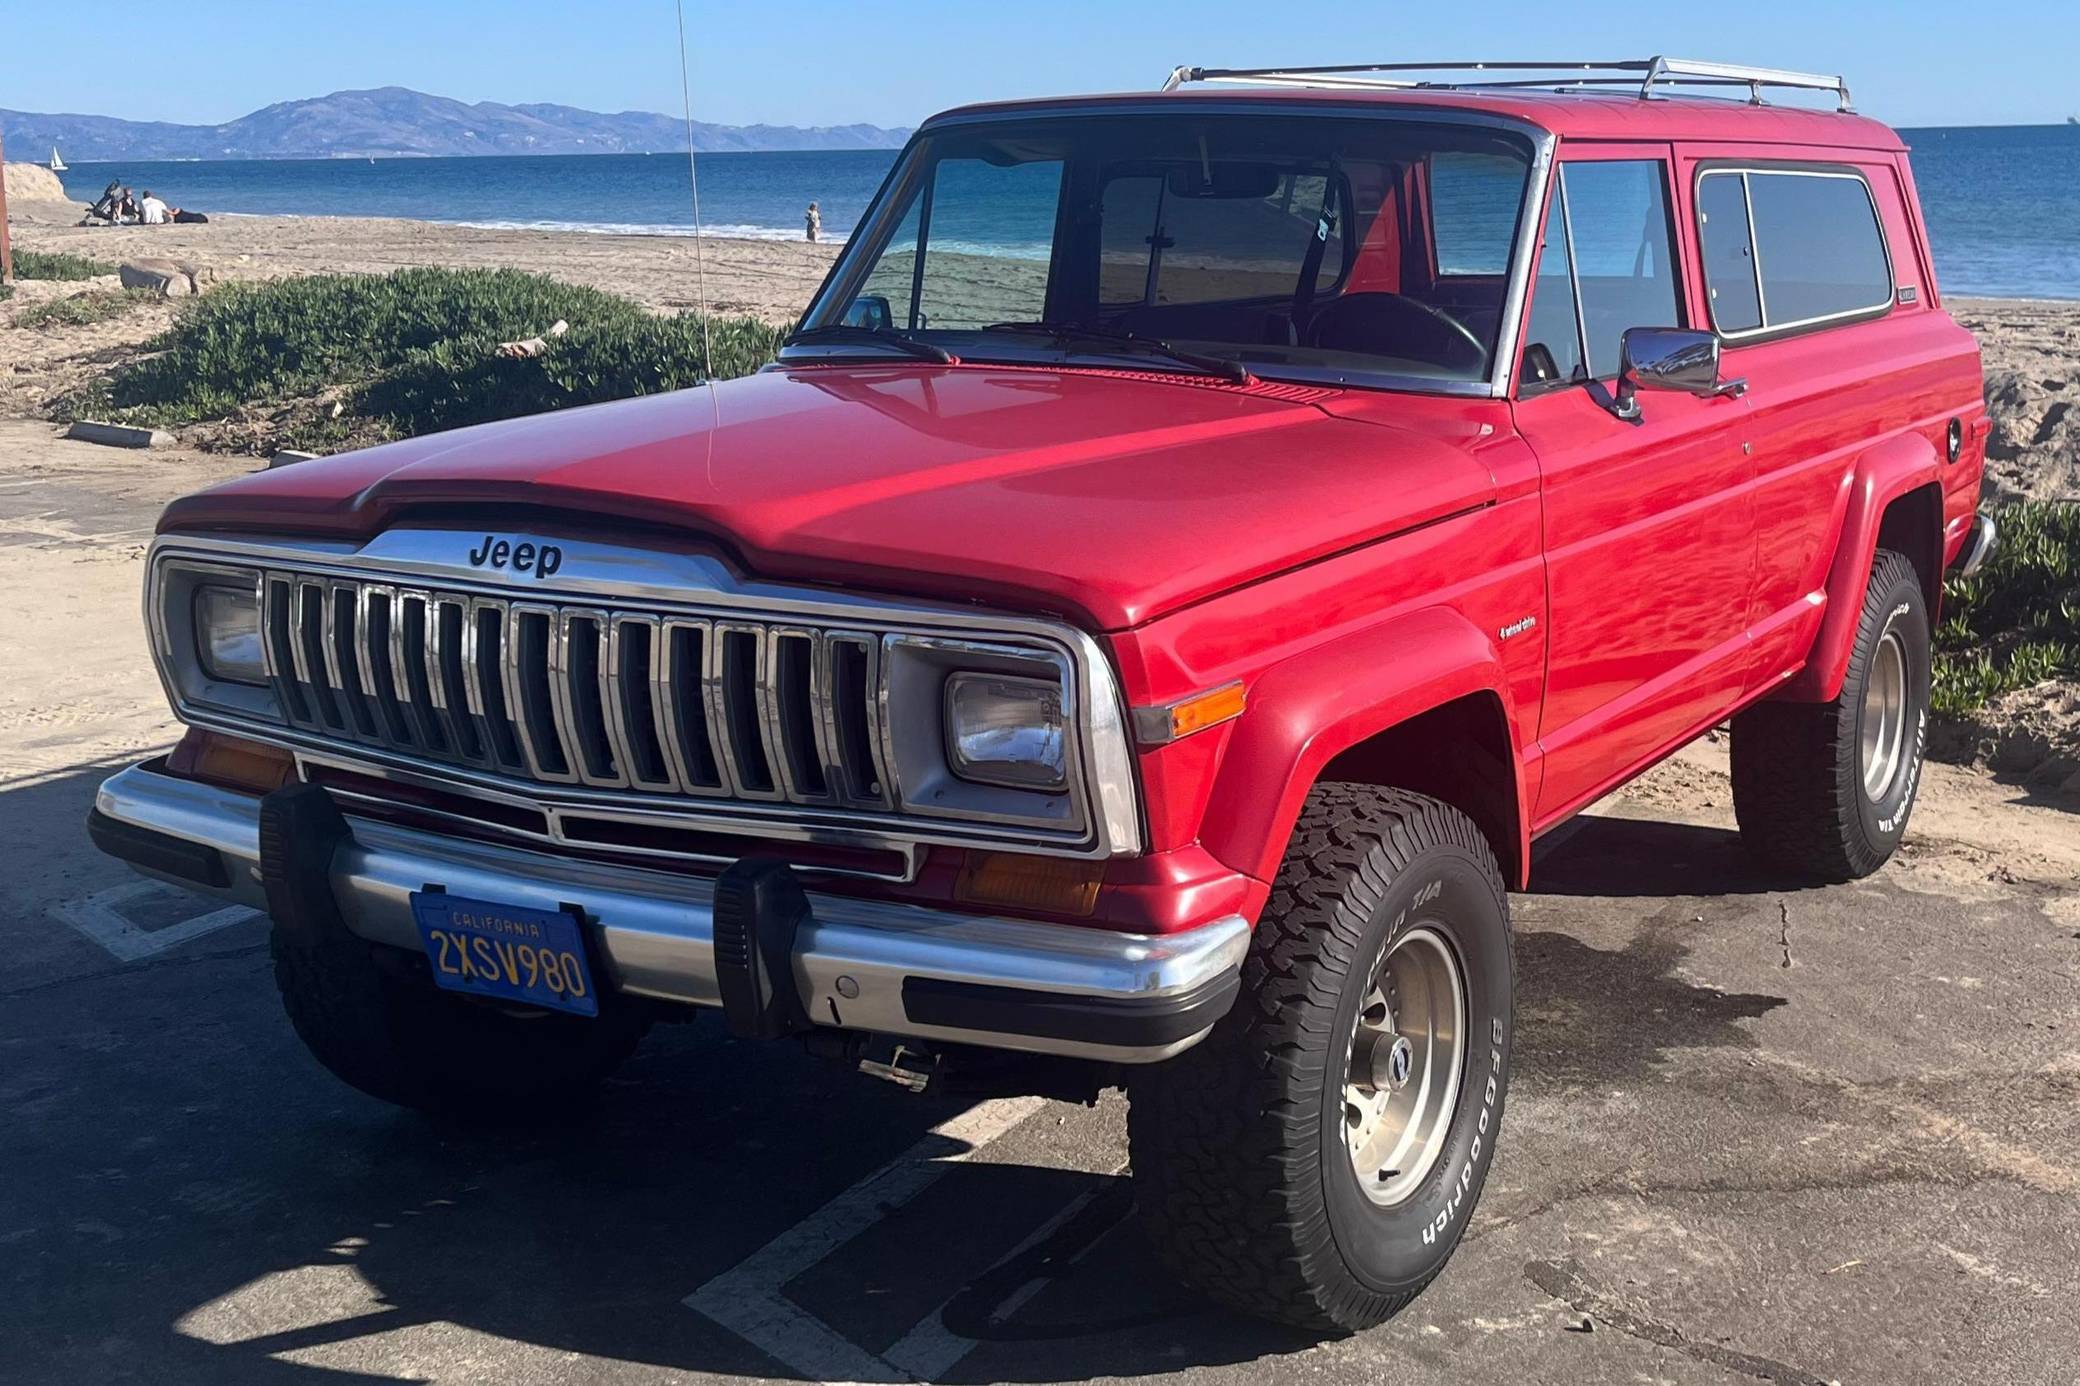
[1697,167,1892,336]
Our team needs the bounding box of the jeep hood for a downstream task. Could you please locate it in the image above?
[160,365,1504,631]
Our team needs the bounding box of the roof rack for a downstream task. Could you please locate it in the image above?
[1161,57,1853,112]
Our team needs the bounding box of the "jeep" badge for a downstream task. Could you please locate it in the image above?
[467,535,563,579]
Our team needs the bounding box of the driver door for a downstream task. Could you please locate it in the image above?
[1510,148,1758,824]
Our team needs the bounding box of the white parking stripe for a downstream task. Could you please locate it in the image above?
[682,1096,1043,1383]
[881,1178,1114,1382]
[52,881,260,962]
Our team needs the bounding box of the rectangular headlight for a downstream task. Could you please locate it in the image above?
[194,584,267,685]
[944,672,1067,791]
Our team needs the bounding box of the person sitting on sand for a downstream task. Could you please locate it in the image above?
[114,188,140,224]
[805,201,822,243]
[139,190,170,226]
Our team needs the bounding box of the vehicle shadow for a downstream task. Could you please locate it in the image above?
[0,767,1796,1383]
[1530,810,1801,899]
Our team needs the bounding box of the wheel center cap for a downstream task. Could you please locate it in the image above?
[1370,1033,1415,1092]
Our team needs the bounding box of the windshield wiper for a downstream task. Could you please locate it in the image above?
[782,324,956,364]
[983,322,1252,385]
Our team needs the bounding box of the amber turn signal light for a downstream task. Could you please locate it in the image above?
[955,852,1106,916]
[1132,681,1247,745]
[167,728,298,794]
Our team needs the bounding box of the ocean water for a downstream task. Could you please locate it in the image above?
[54,123,2080,299]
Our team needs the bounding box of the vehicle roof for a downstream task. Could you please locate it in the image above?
[924,85,1909,152]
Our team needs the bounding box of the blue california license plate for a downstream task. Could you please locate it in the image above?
[410,891,599,1017]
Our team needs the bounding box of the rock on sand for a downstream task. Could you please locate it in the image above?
[3,162,67,203]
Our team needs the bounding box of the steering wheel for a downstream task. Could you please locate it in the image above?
[1303,293,1489,374]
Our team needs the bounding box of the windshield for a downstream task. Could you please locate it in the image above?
[797,113,1536,391]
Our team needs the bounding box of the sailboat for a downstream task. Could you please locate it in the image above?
[48,146,67,172]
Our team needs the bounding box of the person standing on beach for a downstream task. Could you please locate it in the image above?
[805,201,822,243]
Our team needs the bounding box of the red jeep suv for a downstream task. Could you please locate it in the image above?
[92,57,1992,1331]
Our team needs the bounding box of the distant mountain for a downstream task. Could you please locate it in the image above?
[0,87,912,160]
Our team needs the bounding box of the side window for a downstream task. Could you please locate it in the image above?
[1748,171,1891,325]
[1431,152,1525,276]
[1696,173,1762,332]
[913,157,1063,329]
[1521,187,1584,385]
[1556,161,1682,377]
[1697,167,1892,335]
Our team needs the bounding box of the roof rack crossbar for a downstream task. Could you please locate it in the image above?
[1161,57,1853,112]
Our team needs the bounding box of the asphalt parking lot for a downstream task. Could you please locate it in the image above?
[5,425,2079,1384]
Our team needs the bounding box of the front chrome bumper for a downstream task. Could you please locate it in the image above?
[91,763,1247,1063]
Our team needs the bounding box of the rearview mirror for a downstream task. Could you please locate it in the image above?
[1610,327,1747,422]
[843,295,894,332]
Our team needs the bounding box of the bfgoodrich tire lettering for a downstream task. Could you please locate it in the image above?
[1731,548,1931,881]
[1128,784,1514,1332]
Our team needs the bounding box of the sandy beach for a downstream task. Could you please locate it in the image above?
[4,195,840,317]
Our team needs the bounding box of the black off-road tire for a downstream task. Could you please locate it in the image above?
[272,926,649,1119]
[1731,548,1931,882]
[1128,784,1514,1333]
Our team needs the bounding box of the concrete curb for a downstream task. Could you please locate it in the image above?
[65,420,174,450]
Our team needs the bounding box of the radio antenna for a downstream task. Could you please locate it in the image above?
[673,0,716,377]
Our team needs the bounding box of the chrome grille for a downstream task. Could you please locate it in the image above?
[260,574,892,811]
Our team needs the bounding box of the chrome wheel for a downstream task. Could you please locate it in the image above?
[1860,627,1908,802]
[1343,925,1466,1207]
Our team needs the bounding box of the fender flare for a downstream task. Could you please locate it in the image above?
[1198,605,1533,889]
[1778,431,1943,704]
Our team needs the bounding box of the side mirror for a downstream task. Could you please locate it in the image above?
[1609,327,1747,423]
[843,295,894,332]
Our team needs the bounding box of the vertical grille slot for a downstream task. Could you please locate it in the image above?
[359,587,413,744]
[610,618,674,790]
[770,630,829,800]
[295,580,343,730]
[391,593,448,753]
[470,602,525,770]
[557,613,621,784]
[661,621,722,792]
[263,576,310,724]
[430,598,483,762]
[714,624,777,797]
[826,635,888,804]
[507,607,573,780]
[328,584,377,738]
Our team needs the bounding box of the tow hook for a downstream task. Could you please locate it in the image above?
[857,1041,941,1093]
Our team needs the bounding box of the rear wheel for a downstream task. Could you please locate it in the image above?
[1128,785,1514,1332]
[1731,547,1931,881]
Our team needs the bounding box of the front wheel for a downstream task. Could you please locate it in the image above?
[1731,547,1931,881]
[1128,785,1514,1332]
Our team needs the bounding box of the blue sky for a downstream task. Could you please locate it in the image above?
[3,1,2076,130]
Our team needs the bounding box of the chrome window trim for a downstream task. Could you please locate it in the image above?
[800,102,1556,401]
[146,530,1144,860]
[1693,164,1895,342]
